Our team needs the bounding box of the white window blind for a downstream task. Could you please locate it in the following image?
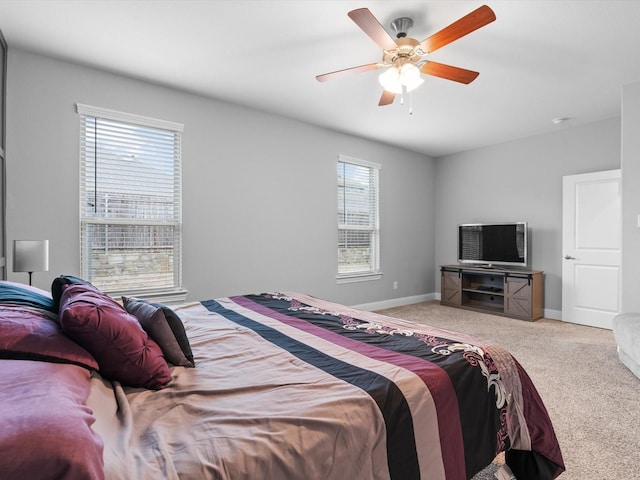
[337,155,381,280]
[77,104,183,294]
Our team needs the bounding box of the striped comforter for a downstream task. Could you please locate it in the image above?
[92,292,564,480]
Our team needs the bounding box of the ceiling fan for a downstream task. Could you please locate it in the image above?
[316,5,496,106]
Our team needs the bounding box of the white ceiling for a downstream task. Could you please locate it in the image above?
[1,0,639,157]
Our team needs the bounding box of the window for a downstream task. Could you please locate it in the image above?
[77,104,183,297]
[337,155,381,282]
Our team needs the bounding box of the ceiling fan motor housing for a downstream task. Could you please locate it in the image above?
[382,37,422,67]
[390,17,414,38]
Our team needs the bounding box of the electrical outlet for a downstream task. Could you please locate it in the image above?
[393,281,398,290]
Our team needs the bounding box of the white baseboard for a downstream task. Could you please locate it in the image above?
[544,308,562,320]
[352,293,437,312]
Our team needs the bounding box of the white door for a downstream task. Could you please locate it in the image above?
[562,169,621,329]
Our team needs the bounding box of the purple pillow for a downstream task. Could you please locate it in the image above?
[123,296,194,367]
[59,284,171,389]
[51,275,95,312]
[0,307,98,371]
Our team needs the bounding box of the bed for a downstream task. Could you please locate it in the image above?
[0,280,565,480]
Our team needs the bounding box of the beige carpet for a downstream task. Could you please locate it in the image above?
[375,301,640,480]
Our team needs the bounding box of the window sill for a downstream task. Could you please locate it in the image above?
[336,272,383,284]
[105,288,189,305]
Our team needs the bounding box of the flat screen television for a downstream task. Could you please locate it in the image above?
[458,222,528,267]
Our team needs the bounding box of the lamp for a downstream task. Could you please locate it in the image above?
[13,240,49,286]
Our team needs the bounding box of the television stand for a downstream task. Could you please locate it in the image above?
[440,265,543,321]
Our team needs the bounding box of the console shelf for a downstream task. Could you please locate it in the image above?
[440,265,544,321]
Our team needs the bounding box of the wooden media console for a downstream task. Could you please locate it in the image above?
[440,265,543,321]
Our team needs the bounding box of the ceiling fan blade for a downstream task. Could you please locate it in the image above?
[419,5,496,54]
[378,90,396,106]
[420,61,479,84]
[348,8,398,51]
[316,63,380,82]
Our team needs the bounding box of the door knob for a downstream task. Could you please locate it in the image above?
[564,255,576,260]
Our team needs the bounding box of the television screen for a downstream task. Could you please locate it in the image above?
[458,222,527,267]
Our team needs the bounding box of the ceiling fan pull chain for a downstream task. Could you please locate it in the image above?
[409,91,413,115]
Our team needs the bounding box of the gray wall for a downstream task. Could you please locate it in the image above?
[434,117,621,313]
[5,47,629,314]
[621,80,640,312]
[5,49,435,306]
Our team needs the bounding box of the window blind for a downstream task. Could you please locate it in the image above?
[77,104,183,293]
[337,155,380,277]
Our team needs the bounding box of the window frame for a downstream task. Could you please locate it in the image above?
[76,103,185,302]
[336,154,382,284]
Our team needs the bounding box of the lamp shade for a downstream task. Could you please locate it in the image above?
[13,240,49,273]
[379,64,424,94]
[378,67,403,94]
[400,64,424,92]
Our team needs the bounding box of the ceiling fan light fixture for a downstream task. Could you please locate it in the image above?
[378,66,403,94]
[379,63,424,94]
[404,75,424,93]
[400,64,424,92]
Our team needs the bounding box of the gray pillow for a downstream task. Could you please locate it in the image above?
[122,297,194,367]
